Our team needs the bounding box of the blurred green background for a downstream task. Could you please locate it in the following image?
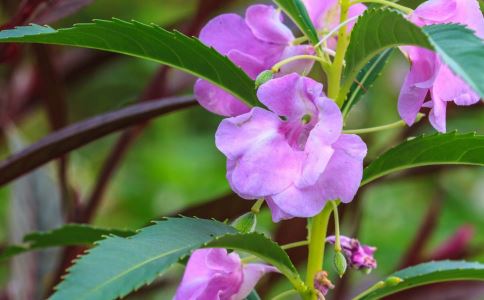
[0,0,483,299]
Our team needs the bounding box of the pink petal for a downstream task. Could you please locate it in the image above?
[216,108,304,198]
[199,13,265,57]
[174,249,243,300]
[245,5,294,44]
[271,184,328,218]
[433,64,481,106]
[234,264,278,299]
[227,50,266,79]
[301,0,338,29]
[257,73,322,120]
[413,0,457,23]
[347,4,367,30]
[428,92,447,133]
[194,79,250,117]
[316,134,367,203]
[278,45,315,75]
[296,98,342,188]
[265,197,294,222]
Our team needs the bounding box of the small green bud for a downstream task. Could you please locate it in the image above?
[255,70,274,89]
[231,212,257,233]
[384,276,403,287]
[333,251,347,278]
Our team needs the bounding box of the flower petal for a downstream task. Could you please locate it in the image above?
[432,64,480,106]
[278,45,315,75]
[316,134,367,203]
[301,0,337,29]
[194,79,250,117]
[199,13,264,57]
[216,108,304,197]
[174,249,243,300]
[265,197,294,222]
[413,0,457,24]
[227,49,266,79]
[245,5,294,44]
[270,184,328,218]
[234,263,278,299]
[257,73,322,119]
[428,92,447,133]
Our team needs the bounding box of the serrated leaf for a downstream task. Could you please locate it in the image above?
[49,218,237,300]
[0,224,136,260]
[356,260,484,300]
[0,19,258,105]
[342,9,484,101]
[361,132,484,186]
[342,49,393,116]
[206,233,304,291]
[274,0,319,45]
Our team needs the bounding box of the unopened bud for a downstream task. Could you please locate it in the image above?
[231,212,257,233]
[314,270,334,297]
[255,70,274,89]
[333,251,347,278]
[384,276,403,287]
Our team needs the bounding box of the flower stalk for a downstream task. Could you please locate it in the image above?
[343,113,425,134]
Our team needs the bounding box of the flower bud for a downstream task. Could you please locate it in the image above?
[314,270,334,297]
[255,70,274,89]
[384,276,403,287]
[231,212,257,233]
[333,251,347,278]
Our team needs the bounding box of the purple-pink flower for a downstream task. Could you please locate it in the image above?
[195,4,314,117]
[215,73,367,222]
[399,0,484,132]
[326,235,377,272]
[174,248,276,300]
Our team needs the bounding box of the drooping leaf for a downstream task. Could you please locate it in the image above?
[0,95,195,187]
[49,218,236,300]
[355,261,484,300]
[342,9,484,100]
[206,233,304,292]
[0,224,135,260]
[361,132,484,186]
[274,0,319,45]
[0,19,258,105]
[342,49,393,116]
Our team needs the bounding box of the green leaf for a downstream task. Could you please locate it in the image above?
[361,132,484,186]
[342,49,393,116]
[246,290,262,300]
[0,224,135,260]
[342,9,484,101]
[355,260,484,300]
[0,20,258,105]
[50,218,237,300]
[274,0,319,45]
[206,233,304,291]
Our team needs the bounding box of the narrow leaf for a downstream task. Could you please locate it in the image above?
[342,49,393,116]
[361,132,484,186]
[342,9,484,100]
[1,224,135,260]
[0,19,258,105]
[0,95,195,187]
[50,218,237,300]
[274,0,319,45]
[356,260,484,300]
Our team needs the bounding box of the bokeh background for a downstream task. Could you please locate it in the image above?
[0,0,483,299]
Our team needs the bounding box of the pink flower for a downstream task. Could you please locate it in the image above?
[215,73,367,222]
[398,0,484,132]
[326,236,377,272]
[174,248,276,300]
[195,4,314,117]
[302,0,366,48]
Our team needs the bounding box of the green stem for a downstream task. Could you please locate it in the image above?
[251,199,264,214]
[343,113,425,134]
[242,240,309,263]
[305,204,333,299]
[328,0,351,104]
[351,0,413,14]
[330,201,341,252]
[272,289,299,300]
[272,55,330,73]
